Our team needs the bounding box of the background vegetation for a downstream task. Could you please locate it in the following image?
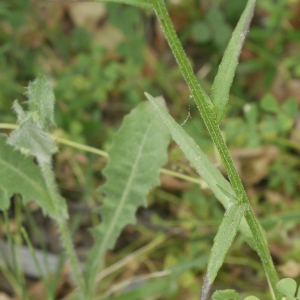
[0,0,300,299]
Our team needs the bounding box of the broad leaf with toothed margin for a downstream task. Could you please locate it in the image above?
[7,75,57,164]
[0,134,65,219]
[211,0,256,123]
[86,101,170,285]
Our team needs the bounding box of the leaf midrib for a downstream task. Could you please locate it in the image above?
[0,157,48,199]
[99,117,155,253]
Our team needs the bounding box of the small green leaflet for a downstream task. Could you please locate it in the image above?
[211,0,256,124]
[95,0,152,9]
[201,203,248,300]
[0,134,61,219]
[276,278,298,299]
[85,101,170,289]
[212,289,240,300]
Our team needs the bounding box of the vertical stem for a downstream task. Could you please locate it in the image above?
[3,211,28,300]
[152,0,280,298]
[40,162,86,298]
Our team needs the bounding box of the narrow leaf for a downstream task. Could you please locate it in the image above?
[0,134,63,219]
[276,278,297,298]
[95,0,153,9]
[201,203,248,300]
[26,74,55,129]
[86,101,170,287]
[146,93,264,252]
[211,0,256,123]
[146,92,235,208]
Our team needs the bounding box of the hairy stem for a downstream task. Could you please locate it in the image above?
[40,162,86,298]
[152,0,279,298]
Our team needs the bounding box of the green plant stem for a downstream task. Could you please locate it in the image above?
[0,123,206,186]
[3,211,28,300]
[152,0,280,298]
[40,162,86,298]
[21,227,53,299]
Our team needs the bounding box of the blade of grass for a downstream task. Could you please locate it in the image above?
[211,0,256,124]
[201,203,248,300]
[145,93,236,208]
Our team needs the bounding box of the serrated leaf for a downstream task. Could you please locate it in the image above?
[211,0,256,123]
[12,101,27,123]
[201,203,247,300]
[212,289,240,300]
[0,186,9,211]
[7,118,57,164]
[276,278,297,298]
[95,0,152,9]
[0,134,63,219]
[26,74,55,129]
[86,101,170,285]
[8,75,57,164]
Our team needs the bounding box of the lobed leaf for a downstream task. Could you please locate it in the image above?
[201,203,248,300]
[0,134,62,219]
[7,118,57,164]
[7,75,57,164]
[95,0,153,9]
[86,101,170,288]
[211,0,256,124]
